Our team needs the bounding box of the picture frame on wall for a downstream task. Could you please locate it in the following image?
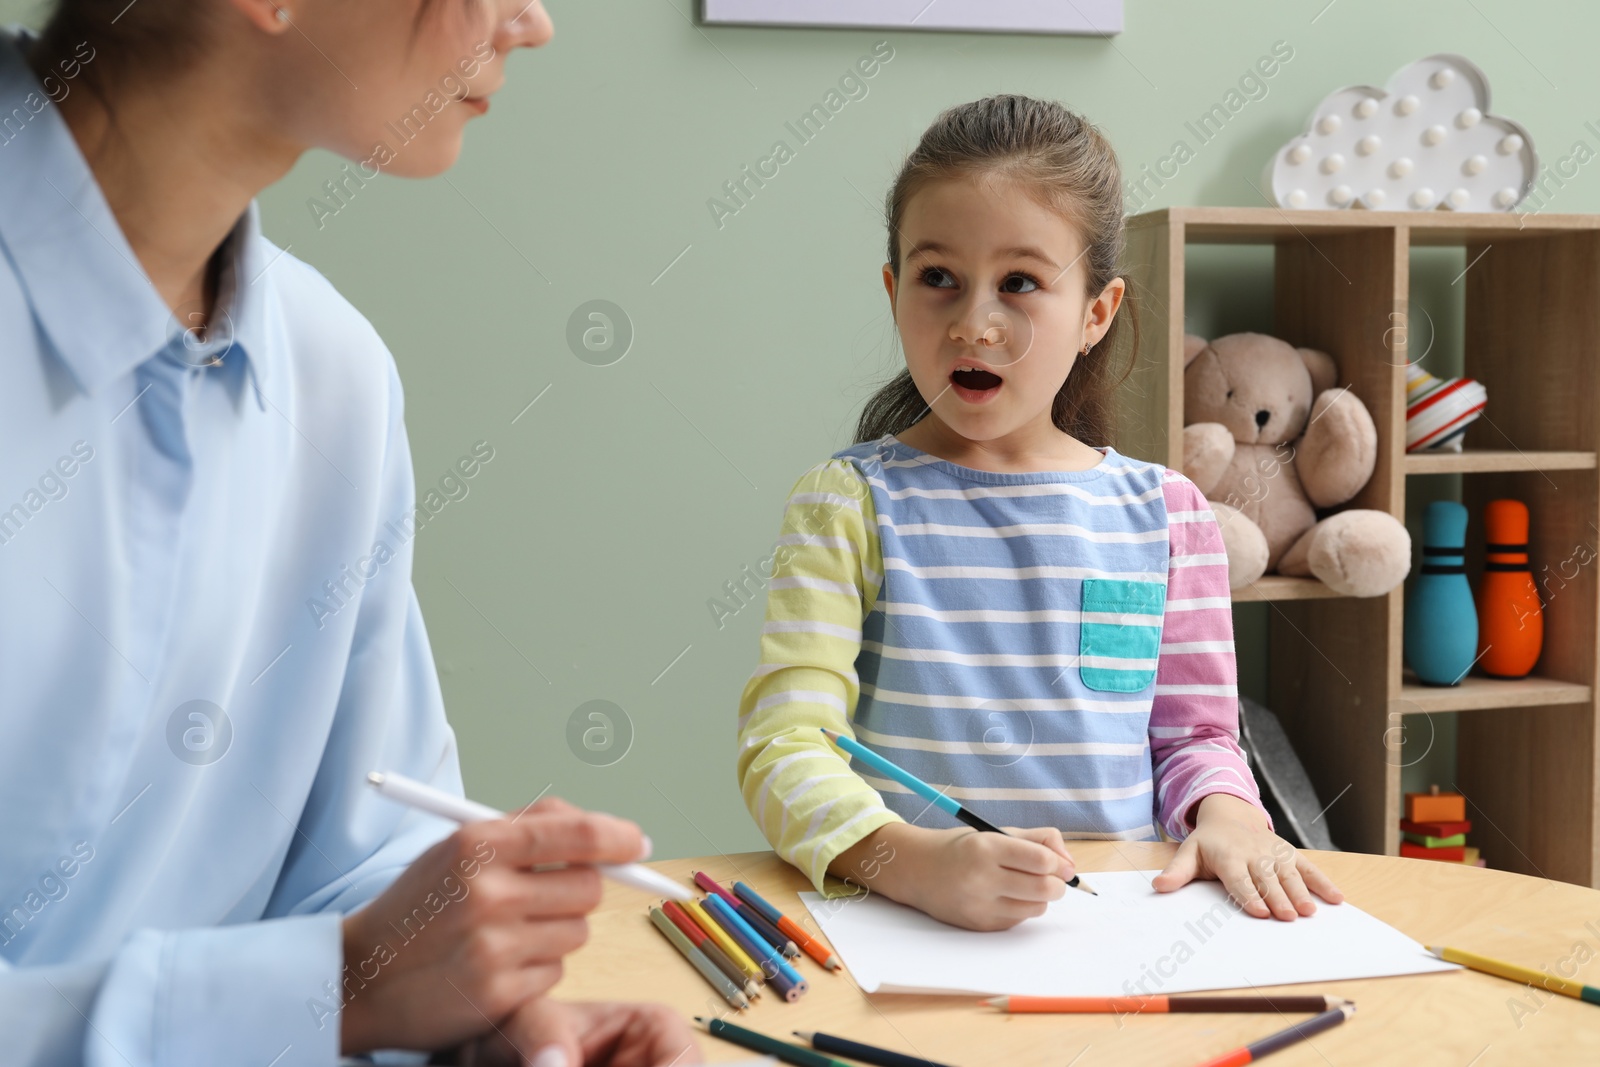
[700,0,1124,36]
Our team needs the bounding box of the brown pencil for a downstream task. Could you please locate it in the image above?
[983,994,1350,1014]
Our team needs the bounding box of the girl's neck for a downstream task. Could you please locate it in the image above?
[895,415,1104,474]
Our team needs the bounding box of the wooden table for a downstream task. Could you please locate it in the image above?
[561,843,1600,1065]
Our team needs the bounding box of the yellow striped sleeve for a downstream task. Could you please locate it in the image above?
[735,458,900,896]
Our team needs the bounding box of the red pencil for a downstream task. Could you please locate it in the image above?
[1191,1003,1355,1066]
[661,900,761,999]
[692,870,741,907]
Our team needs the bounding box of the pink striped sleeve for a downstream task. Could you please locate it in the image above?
[1150,468,1273,839]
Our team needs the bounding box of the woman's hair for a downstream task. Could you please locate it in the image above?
[29,0,448,128]
[856,94,1138,446]
[28,1,217,125]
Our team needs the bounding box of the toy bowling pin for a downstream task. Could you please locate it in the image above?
[1476,499,1542,678]
[1405,501,1478,686]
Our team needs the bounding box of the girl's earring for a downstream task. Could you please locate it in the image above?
[1080,342,1091,356]
[275,7,289,21]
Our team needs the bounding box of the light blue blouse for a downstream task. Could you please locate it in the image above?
[0,27,463,1067]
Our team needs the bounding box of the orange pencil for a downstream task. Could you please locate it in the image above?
[777,914,842,972]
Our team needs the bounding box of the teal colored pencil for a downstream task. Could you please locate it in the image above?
[821,727,1095,895]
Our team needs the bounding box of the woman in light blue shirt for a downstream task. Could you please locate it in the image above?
[0,2,698,1065]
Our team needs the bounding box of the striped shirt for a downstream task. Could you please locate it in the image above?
[736,434,1270,894]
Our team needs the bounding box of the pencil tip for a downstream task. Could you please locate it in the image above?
[983,996,1005,1008]
[365,771,384,786]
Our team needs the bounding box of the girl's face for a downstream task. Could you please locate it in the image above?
[883,173,1124,447]
[278,0,553,177]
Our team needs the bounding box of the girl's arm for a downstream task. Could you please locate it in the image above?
[1149,469,1342,918]
[1148,468,1271,837]
[735,460,902,895]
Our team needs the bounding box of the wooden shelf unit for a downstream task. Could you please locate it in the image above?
[1118,206,1600,888]
[1402,449,1597,476]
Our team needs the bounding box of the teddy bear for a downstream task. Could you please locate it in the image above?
[1182,332,1411,598]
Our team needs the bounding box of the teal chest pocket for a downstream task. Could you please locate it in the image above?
[1079,578,1166,693]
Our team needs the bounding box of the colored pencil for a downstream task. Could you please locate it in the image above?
[365,771,692,901]
[705,893,809,1000]
[699,894,780,980]
[647,907,748,1010]
[697,1018,849,1067]
[984,994,1350,1014]
[694,871,797,958]
[1430,945,1600,1005]
[735,880,842,971]
[777,913,841,971]
[794,1030,955,1067]
[683,897,763,984]
[1190,1003,1355,1067]
[820,728,1095,896]
[736,899,800,959]
[661,900,760,999]
[692,869,741,907]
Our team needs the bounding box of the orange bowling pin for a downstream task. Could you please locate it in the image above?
[1476,499,1543,678]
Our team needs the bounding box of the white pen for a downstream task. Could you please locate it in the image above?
[366,770,692,902]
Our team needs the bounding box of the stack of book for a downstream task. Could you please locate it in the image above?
[1400,785,1486,866]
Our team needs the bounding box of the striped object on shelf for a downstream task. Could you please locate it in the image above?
[1406,360,1487,453]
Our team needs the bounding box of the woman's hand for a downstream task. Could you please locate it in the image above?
[339,795,651,1056]
[444,998,703,1066]
[1152,793,1344,920]
[832,821,1075,932]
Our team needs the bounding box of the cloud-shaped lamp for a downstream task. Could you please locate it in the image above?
[1266,54,1537,212]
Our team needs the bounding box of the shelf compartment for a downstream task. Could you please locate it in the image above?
[1230,576,1346,603]
[1394,671,1591,714]
[1403,449,1597,476]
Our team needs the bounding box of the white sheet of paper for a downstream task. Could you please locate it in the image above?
[801,870,1459,996]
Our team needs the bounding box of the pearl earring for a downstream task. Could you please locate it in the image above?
[275,7,288,21]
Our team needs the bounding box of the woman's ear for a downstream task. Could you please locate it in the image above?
[882,263,897,319]
[228,0,293,34]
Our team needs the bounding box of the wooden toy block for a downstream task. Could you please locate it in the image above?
[1405,784,1466,824]
[1400,818,1472,837]
[1400,841,1467,862]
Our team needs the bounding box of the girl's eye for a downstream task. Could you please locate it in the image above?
[1001,272,1040,294]
[917,266,954,288]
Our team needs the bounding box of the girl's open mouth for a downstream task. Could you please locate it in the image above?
[950,366,1003,403]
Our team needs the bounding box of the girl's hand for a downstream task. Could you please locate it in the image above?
[1152,793,1344,920]
[838,822,1074,931]
[444,997,702,1067]
[339,795,651,1056]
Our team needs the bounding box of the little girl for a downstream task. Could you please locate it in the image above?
[736,95,1343,933]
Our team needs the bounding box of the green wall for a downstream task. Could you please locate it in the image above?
[7,0,1595,857]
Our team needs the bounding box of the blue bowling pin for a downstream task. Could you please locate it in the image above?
[1404,500,1478,686]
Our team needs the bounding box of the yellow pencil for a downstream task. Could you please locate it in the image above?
[686,897,764,983]
[1430,945,1600,1005]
